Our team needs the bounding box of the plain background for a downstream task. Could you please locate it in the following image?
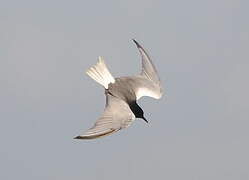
[1,0,249,180]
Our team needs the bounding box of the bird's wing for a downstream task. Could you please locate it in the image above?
[74,94,135,139]
[132,39,163,100]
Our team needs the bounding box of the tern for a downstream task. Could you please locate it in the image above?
[75,40,163,139]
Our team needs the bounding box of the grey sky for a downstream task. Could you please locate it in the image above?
[1,0,249,179]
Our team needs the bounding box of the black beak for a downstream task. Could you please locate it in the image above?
[142,117,148,123]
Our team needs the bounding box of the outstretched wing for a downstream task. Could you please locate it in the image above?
[74,94,135,139]
[132,39,163,100]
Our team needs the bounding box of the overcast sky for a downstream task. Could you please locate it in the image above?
[1,0,249,180]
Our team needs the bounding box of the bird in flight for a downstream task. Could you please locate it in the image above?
[75,39,163,139]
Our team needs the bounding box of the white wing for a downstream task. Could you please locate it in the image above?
[133,39,163,100]
[75,94,135,139]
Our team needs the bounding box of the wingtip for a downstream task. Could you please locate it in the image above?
[132,39,141,48]
[74,136,83,139]
[74,135,93,140]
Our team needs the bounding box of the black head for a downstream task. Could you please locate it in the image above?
[135,107,148,123]
[129,101,148,123]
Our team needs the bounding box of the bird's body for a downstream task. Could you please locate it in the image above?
[107,77,137,103]
[75,40,163,139]
[106,76,148,126]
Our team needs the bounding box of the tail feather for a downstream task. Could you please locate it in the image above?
[86,57,115,89]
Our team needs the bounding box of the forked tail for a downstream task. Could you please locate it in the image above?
[86,56,115,89]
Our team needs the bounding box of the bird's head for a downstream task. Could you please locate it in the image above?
[136,108,148,123]
[129,102,148,123]
[129,101,148,123]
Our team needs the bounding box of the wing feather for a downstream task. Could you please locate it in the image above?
[75,94,135,140]
[132,39,163,99]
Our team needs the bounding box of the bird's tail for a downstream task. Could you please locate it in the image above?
[86,56,115,89]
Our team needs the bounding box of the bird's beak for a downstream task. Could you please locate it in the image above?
[142,117,148,123]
